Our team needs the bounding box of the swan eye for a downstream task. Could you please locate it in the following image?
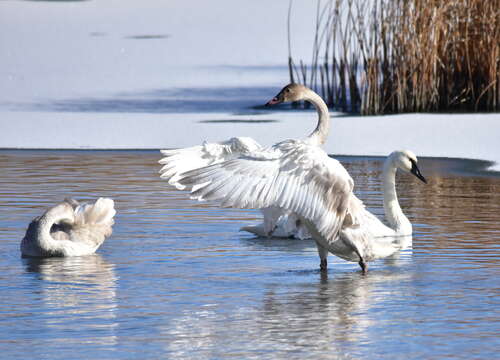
[286,88,291,93]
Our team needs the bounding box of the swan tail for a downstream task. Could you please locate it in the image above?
[64,198,80,209]
[240,225,268,237]
[75,198,116,227]
[240,210,312,239]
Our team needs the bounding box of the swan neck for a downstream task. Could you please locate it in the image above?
[382,161,411,233]
[37,206,73,250]
[305,90,330,146]
[38,216,54,241]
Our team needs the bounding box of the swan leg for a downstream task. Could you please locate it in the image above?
[320,258,328,272]
[267,223,278,238]
[348,243,367,274]
[315,241,329,272]
[262,207,281,238]
[358,258,368,274]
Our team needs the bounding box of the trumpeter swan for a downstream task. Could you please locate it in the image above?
[21,198,116,257]
[176,146,426,274]
[159,83,331,239]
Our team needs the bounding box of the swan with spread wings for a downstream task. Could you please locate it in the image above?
[172,87,427,273]
[177,143,426,273]
[159,83,330,239]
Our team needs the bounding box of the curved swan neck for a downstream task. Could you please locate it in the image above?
[37,205,74,250]
[304,90,330,146]
[382,160,411,234]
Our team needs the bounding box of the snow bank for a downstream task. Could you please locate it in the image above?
[1,109,499,172]
[1,0,499,172]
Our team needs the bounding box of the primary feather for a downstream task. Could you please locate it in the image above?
[178,140,354,244]
[178,148,426,272]
[159,84,334,239]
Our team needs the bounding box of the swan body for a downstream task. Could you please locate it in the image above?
[21,198,116,257]
[240,207,310,239]
[313,150,426,270]
[159,84,330,239]
[176,139,426,273]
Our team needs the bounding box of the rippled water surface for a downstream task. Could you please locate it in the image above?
[1,150,499,359]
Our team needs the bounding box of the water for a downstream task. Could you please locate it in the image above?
[2,0,499,357]
[1,150,499,359]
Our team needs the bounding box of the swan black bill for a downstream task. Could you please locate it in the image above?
[410,160,427,183]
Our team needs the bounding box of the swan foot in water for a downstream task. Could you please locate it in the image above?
[320,259,328,272]
[267,224,278,238]
[358,259,368,275]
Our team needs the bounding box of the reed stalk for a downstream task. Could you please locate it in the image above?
[288,0,500,114]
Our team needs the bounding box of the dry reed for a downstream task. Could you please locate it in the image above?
[288,0,500,114]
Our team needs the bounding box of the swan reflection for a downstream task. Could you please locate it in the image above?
[160,260,413,358]
[254,268,414,355]
[23,255,118,347]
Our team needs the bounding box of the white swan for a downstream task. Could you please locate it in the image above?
[175,146,426,273]
[21,198,116,257]
[308,150,426,273]
[159,83,331,239]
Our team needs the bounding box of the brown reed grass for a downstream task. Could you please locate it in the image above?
[288,0,500,114]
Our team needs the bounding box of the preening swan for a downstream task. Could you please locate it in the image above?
[176,149,426,274]
[159,83,331,239]
[21,198,116,257]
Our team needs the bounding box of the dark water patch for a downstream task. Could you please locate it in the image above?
[340,155,499,178]
[89,31,106,37]
[232,110,275,116]
[24,0,89,2]
[16,86,278,114]
[250,102,347,113]
[427,156,498,177]
[199,119,279,124]
[125,34,170,40]
[199,64,289,72]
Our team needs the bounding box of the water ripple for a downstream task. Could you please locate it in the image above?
[0,150,499,359]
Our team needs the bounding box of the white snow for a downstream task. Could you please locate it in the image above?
[1,0,499,172]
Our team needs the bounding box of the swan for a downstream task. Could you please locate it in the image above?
[175,145,426,273]
[159,83,331,239]
[21,198,116,257]
[307,150,426,273]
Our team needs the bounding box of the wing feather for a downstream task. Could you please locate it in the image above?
[178,140,354,242]
[159,137,262,189]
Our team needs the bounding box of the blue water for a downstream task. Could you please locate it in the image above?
[1,150,499,359]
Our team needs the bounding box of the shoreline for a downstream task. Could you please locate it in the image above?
[1,109,499,174]
[1,148,497,178]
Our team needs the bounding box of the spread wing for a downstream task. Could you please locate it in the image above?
[177,140,354,242]
[159,136,262,189]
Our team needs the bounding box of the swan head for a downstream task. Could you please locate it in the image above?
[389,150,427,183]
[266,83,310,105]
